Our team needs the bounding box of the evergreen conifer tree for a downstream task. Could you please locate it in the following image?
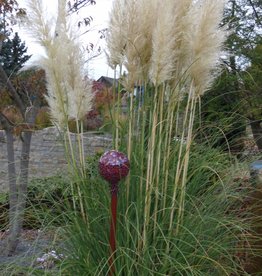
[0,32,31,76]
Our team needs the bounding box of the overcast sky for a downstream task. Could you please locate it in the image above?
[17,0,114,80]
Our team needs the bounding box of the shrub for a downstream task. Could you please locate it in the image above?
[0,175,71,229]
[83,109,103,131]
[35,106,52,129]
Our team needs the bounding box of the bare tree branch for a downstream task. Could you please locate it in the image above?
[0,66,26,116]
[67,0,95,13]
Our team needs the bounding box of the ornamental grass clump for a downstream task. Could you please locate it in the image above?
[73,0,262,274]
[23,0,93,218]
[107,0,227,249]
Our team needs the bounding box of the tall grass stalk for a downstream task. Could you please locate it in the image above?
[153,84,165,238]
[23,0,93,220]
[114,66,123,151]
[126,85,134,203]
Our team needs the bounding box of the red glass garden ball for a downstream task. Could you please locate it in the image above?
[99,150,130,184]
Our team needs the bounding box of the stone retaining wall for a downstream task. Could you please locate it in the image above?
[0,127,112,191]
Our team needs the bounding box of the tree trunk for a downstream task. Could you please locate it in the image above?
[0,114,18,228]
[0,64,40,255]
[250,120,262,150]
[5,104,39,256]
[6,130,33,255]
[5,130,18,226]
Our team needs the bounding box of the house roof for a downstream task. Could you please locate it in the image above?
[96,76,119,88]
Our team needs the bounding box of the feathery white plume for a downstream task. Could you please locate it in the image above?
[23,0,93,129]
[107,0,157,88]
[149,0,177,85]
[184,0,227,96]
[107,0,226,95]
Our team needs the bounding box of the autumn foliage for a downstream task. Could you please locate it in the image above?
[69,80,114,132]
[0,69,47,133]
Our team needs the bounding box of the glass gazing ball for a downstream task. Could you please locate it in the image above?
[99,150,130,184]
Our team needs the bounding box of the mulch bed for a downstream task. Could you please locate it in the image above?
[232,176,262,275]
[0,229,62,273]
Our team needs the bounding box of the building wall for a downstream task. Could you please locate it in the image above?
[0,127,112,192]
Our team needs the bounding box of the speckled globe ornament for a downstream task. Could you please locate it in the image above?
[99,150,130,274]
[99,150,130,193]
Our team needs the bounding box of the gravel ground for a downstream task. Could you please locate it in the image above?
[0,230,63,274]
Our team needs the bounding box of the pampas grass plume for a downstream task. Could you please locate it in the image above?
[108,0,226,94]
[149,0,177,85]
[106,0,128,68]
[184,0,227,96]
[107,0,156,87]
[23,0,93,129]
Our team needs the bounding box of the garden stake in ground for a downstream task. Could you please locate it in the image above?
[99,150,130,275]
